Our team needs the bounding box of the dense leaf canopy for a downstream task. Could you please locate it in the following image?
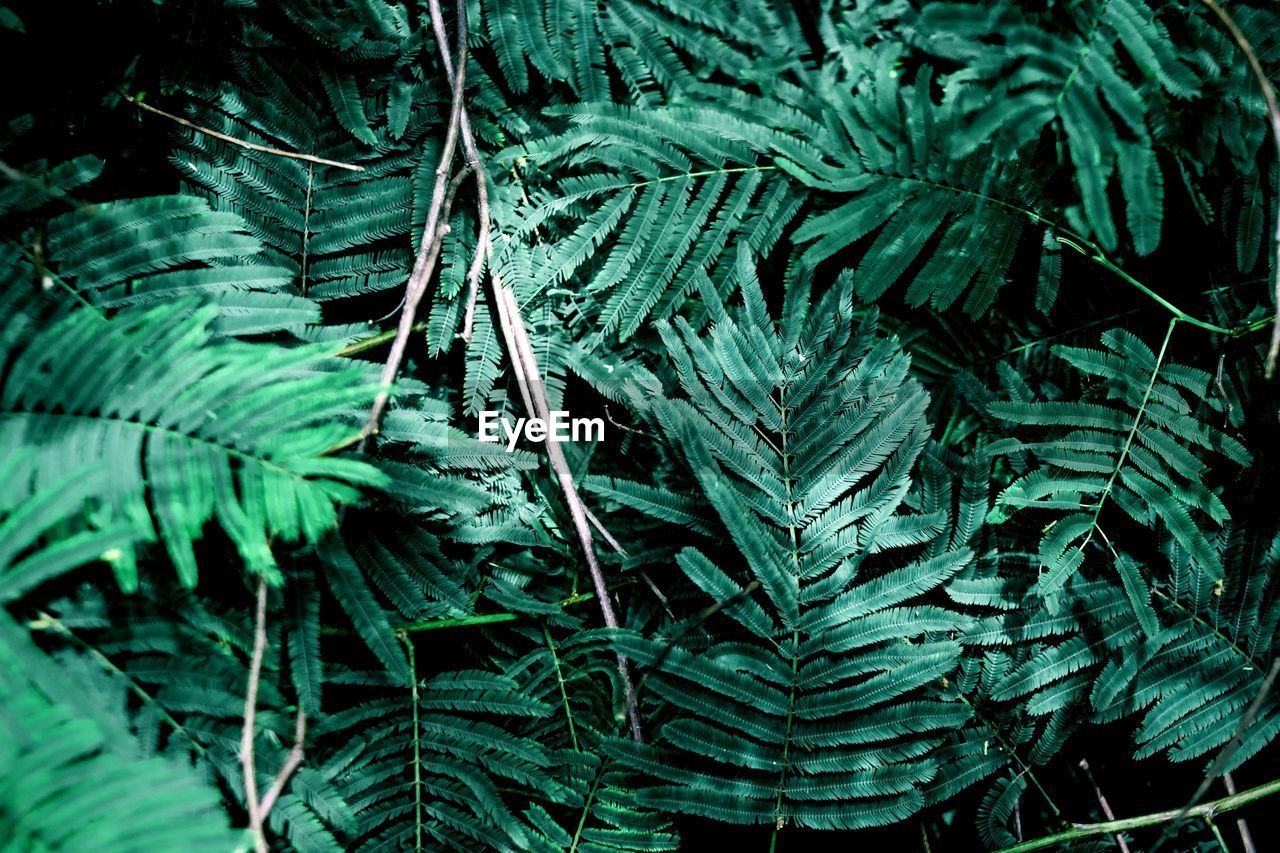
[0,0,1278,850]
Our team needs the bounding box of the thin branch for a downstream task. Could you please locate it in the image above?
[119,91,364,172]
[1079,758,1130,853]
[428,0,486,347]
[584,506,674,618]
[358,12,469,449]
[257,708,306,819]
[1196,0,1280,375]
[1224,773,1257,853]
[240,578,268,853]
[426,0,643,741]
[496,282,644,741]
[995,775,1280,853]
[460,163,490,343]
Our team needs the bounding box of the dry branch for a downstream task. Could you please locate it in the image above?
[358,14,470,449]
[424,0,645,742]
[240,578,268,852]
[240,580,310,852]
[121,92,364,172]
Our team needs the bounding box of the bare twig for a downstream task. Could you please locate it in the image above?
[496,282,645,741]
[1079,758,1130,853]
[1196,0,1280,376]
[1224,772,1257,853]
[404,0,647,740]
[240,578,268,853]
[583,509,672,616]
[257,708,307,819]
[358,15,469,449]
[461,165,490,342]
[421,0,644,740]
[120,91,364,172]
[240,580,309,852]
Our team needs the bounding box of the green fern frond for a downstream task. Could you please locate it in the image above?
[918,0,1201,254]
[606,262,973,835]
[988,325,1247,611]
[0,302,386,589]
[0,612,239,851]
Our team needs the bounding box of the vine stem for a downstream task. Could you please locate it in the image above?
[1195,0,1280,375]
[995,775,1280,852]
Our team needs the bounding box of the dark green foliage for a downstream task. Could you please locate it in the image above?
[2,0,1279,850]
[0,612,238,851]
[988,325,1249,612]
[607,265,976,833]
[0,301,386,589]
[1089,522,1280,770]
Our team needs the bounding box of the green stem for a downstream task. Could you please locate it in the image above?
[995,776,1280,852]
[568,763,606,853]
[954,690,1062,819]
[543,623,580,752]
[1055,239,1239,335]
[871,168,1248,336]
[31,611,206,757]
[963,281,1271,369]
[319,591,600,636]
[1075,317,1178,561]
[334,322,427,358]
[402,633,423,853]
[1205,816,1229,852]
